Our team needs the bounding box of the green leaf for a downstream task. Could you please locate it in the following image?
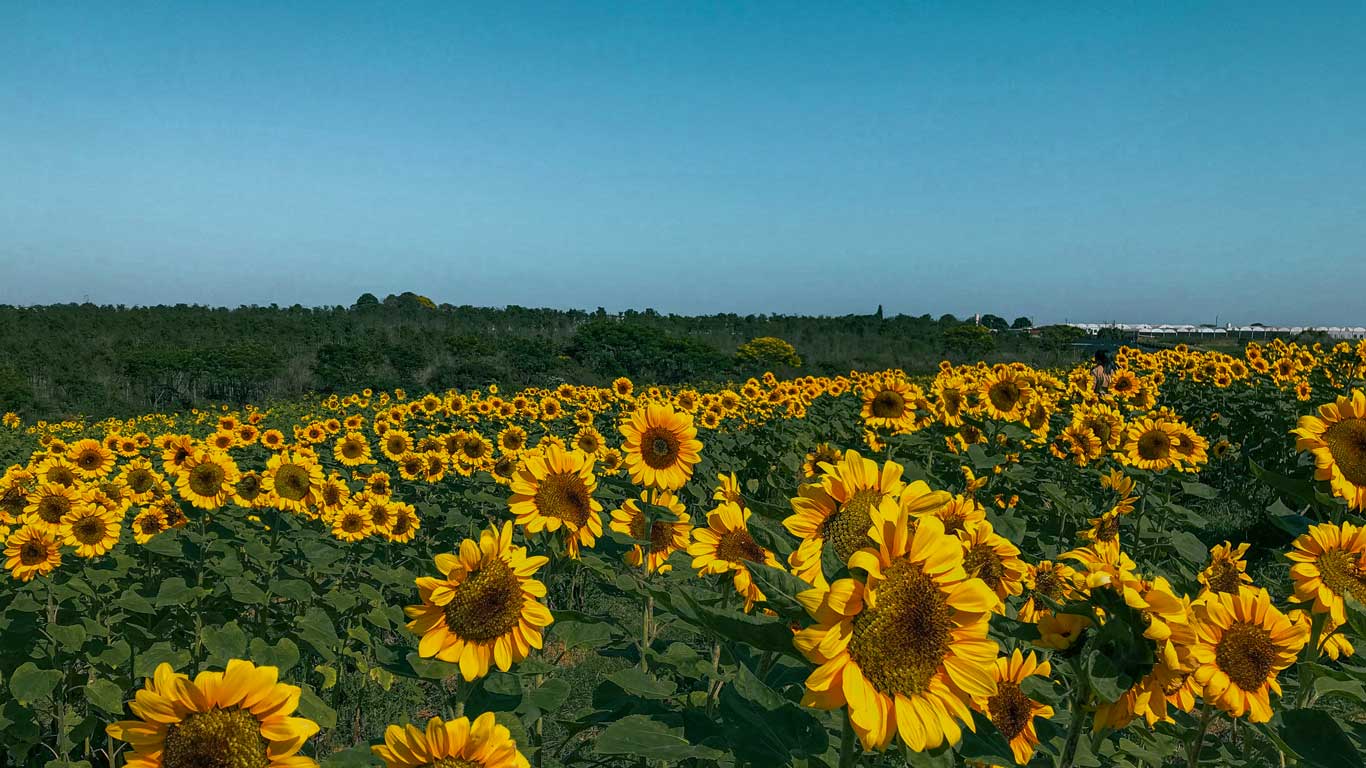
[606,668,676,699]
[114,589,155,615]
[225,577,268,604]
[248,637,300,675]
[142,534,183,558]
[1279,708,1363,768]
[48,623,87,652]
[9,662,62,705]
[134,642,191,679]
[271,578,314,603]
[84,678,126,715]
[745,561,817,624]
[320,746,381,767]
[297,684,338,730]
[202,622,248,667]
[1180,481,1217,499]
[154,577,193,607]
[1250,458,1317,508]
[1168,531,1208,566]
[550,617,615,651]
[295,608,341,661]
[672,589,800,657]
[527,678,572,712]
[956,710,1016,766]
[718,660,828,762]
[595,715,725,761]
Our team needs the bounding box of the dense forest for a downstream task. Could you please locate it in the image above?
[0,292,1096,419]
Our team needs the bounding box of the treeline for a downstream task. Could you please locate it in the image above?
[0,293,1092,419]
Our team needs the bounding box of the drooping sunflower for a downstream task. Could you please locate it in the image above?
[373,712,530,768]
[609,489,692,574]
[973,650,1054,766]
[67,438,116,479]
[263,450,324,515]
[1292,389,1366,510]
[60,504,121,558]
[958,520,1027,606]
[176,449,240,510]
[1017,560,1081,623]
[1286,521,1366,625]
[802,442,843,478]
[106,659,320,768]
[5,525,61,581]
[333,432,373,467]
[1191,588,1307,722]
[688,501,781,612]
[1288,609,1355,661]
[1198,541,1253,596]
[619,404,703,491]
[508,445,603,558]
[796,511,999,752]
[405,521,552,681]
[784,451,909,584]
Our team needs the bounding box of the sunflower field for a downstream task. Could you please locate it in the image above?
[1,338,1365,768]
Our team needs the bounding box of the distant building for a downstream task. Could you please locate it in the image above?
[1064,323,1366,341]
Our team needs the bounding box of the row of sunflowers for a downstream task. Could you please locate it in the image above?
[0,337,1364,767]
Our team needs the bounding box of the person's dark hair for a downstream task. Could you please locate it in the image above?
[1094,349,1110,366]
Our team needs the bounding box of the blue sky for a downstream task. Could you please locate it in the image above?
[2,2,1364,324]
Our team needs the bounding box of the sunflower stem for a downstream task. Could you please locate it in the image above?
[639,592,654,672]
[837,708,860,768]
[1295,611,1327,707]
[1186,699,1215,768]
[1057,658,1090,768]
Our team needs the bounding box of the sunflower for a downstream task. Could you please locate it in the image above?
[60,504,121,558]
[24,482,83,534]
[373,712,529,768]
[979,368,1033,422]
[973,650,1054,766]
[106,659,320,768]
[317,472,351,517]
[922,493,983,537]
[1292,389,1366,510]
[802,443,842,479]
[234,471,269,510]
[67,438,116,479]
[688,501,781,612]
[619,404,703,491]
[1191,588,1307,722]
[1286,521,1366,625]
[1018,560,1081,623]
[176,449,240,510]
[1288,609,1355,661]
[713,472,744,505]
[131,507,170,544]
[609,489,692,574]
[508,445,603,558]
[795,511,998,752]
[1034,611,1092,651]
[159,435,196,475]
[384,501,421,544]
[598,448,624,475]
[1049,424,1103,466]
[1120,417,1181,472]
[405,521,552,681]
[1199,542,1253,596]
[5,526,61,581]
[263,450,323,515]
[498,426,528,454]
[612,377,634,398]
[381,429,414,462]
[260,429,286,451]
[958,520,1027,606]
[784,451,909,584]
[331,503,374,542]
[860,377,919,432]
[1071,403,1124,451]
[334,432,373,467]
[1170,425,1209,471]
[118,458,164,503]
[573,427,605,457]
[456,432,494,470]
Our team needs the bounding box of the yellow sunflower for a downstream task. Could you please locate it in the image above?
[331,503,374,542]
[1191,588,1307,722]
[263,450,324,515]
[979,368,1033,422]
[333,432,373,467]
[405,521,552,681]
[860,377,919,432]
[688,501,781,612]
[1017,560,1081,623]
[958,520,1027,606]
[1288,609,1355,661]
[5,525,61,581]
[67,438,115,479]
[783,450,909,584]
[973,650,1054,766]
[609,489,692,574]
[713,472,744,505]
[1292,389,1366,510]
[106,659,320,768]
[373,712,530,768]
[1198,541,1253,596]
[24,481,83,534]
[795,511,998,752]
[508,445,604,558]
[176,449,240,510]
[117,458,164,503]
[60,503,121,558]
[802,443,843,479]
[619,404,703,491]
[1286,521,1366,625]
[131,507,170,544]
[1120,417,1181,472]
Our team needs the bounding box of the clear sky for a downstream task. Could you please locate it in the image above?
[2,2,1364,325]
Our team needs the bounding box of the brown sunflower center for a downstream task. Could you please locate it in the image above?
[1204,559,1244,594]
[1214,621,1277,691]
[870,390,906,419]
[390,511,414,537]
[1033,568,1063,599]
[237,473,263,502]
[126,469,155,494]
[847,561,953,696]
[162,708,269,768]
[1082,417,1113,447]
[422,757,482,768]
[72,516,106,544]
[1092,515,1120,543]
[37,494,72,524]
[988,381,1022,413]
[341,440,364,459]
[1322,418,1366,486]
[534,472,592,527]
[75,449,104,471]
[137,514,167,535]
[822,488,881,563]
[188,462,227,497]
[442,557,525,642]
[321,484,343,507]
[1136,430,1171,461]
[340,512,367,534]
[715,529,765,565]
[1315,549,1366,603]
[274,464,312,501]
[986,681,1033,741]
[19,541,50,566]
[386,435,408,455]
[640,427,682,470]
[963,543,1007,591]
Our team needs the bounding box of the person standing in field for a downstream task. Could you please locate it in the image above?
[1092,349,1113,394]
